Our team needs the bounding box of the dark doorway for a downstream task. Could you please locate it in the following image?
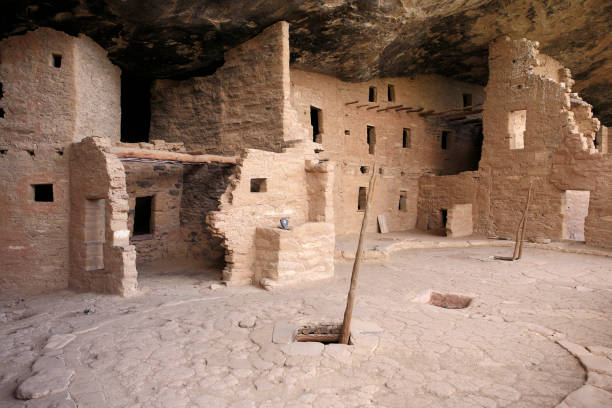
[463,93,472,107]
[134,196,153,235]
[358,187,367,211]
[310,106,322,143]
[441,209,448,228]
[33,184,53,202]
[121,73,152,143]
[441,131,449,150]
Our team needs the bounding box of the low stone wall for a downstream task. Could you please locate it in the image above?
[254,222,334,289]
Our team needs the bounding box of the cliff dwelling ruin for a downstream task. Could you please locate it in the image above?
[1,1,611,407]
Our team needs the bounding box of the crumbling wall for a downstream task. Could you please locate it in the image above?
[181,163,234,261]
[480,37,610,245]
[208,148,311,284]
[69,137,137,296]
[290,69,484,235]
[150,22,293,155]
[0,28,120,293]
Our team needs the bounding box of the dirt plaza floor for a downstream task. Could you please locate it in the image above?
[2,241,612,407]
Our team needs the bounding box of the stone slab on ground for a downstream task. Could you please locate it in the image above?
[557,384,612,408]
[272,322,296,344]
[15,368,75,400]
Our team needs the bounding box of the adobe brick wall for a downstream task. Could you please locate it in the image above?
[255,222,335,289]
[290,69,485,235]
[419,37,612,249]
[208,148,312,284]
[69,137,137,296]
[149,22,292,155]
[0,28,121,293]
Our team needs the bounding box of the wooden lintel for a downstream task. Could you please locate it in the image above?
[345,100,359,105]
[356,104,369,108]
[112,147,239,164]
[395,106,414,111]
[366,105,380,110]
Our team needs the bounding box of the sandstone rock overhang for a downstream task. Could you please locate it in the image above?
[2,0,611,125]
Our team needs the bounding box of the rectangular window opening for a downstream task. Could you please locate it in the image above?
[462,93,472,107]
[367,125,376,155]
[441,131,449,150]
[399,191,408,212]
[33,184,53,202]
[368,86,377,102]
[52,54,62,68]
[360,166,370,174]
[133,196,153,235]
[250,178,267,193]
[403,128,411,148]
[508,109,526,150]
[358,187,367,211]
[387,84,395,102]
[310,106,322,143]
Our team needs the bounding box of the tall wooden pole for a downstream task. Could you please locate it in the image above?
[512,181,534,260]
[517,181,534,260]
[340,163,378,344]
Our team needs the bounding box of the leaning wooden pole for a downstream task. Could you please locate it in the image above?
[340,163,378,344]
[511,181,534,260]
[517,182,534,260]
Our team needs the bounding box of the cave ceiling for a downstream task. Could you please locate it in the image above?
[3,0,611,124]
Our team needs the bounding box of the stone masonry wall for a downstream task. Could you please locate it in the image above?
[124,162,184,265]
[290,69,485,235]
[150,22,292,155]
[208,148,311,284]
[70,137,137,296]
[254,222,335,289]
[0,28,121,293]
[418,37,611,249]
[181,163,234,261]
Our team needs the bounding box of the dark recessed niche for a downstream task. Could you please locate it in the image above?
[360,166,369,174]
[52,54,62,68]
[358,186,367,211]
[27,150,35,156]
[0,107,4,118]
[250,178,267,192]
[33,184,53,202]
[0,149,7,155]
[368,86,377,102]
[344,130,350,135]
[56,149,64,156]
[0,82,3,98]
[134,196,153,235]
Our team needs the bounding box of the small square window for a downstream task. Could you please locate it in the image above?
[462,93,472,107]
[250,178,267,192]
[52,54,62,68]
[33,184,53,202]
